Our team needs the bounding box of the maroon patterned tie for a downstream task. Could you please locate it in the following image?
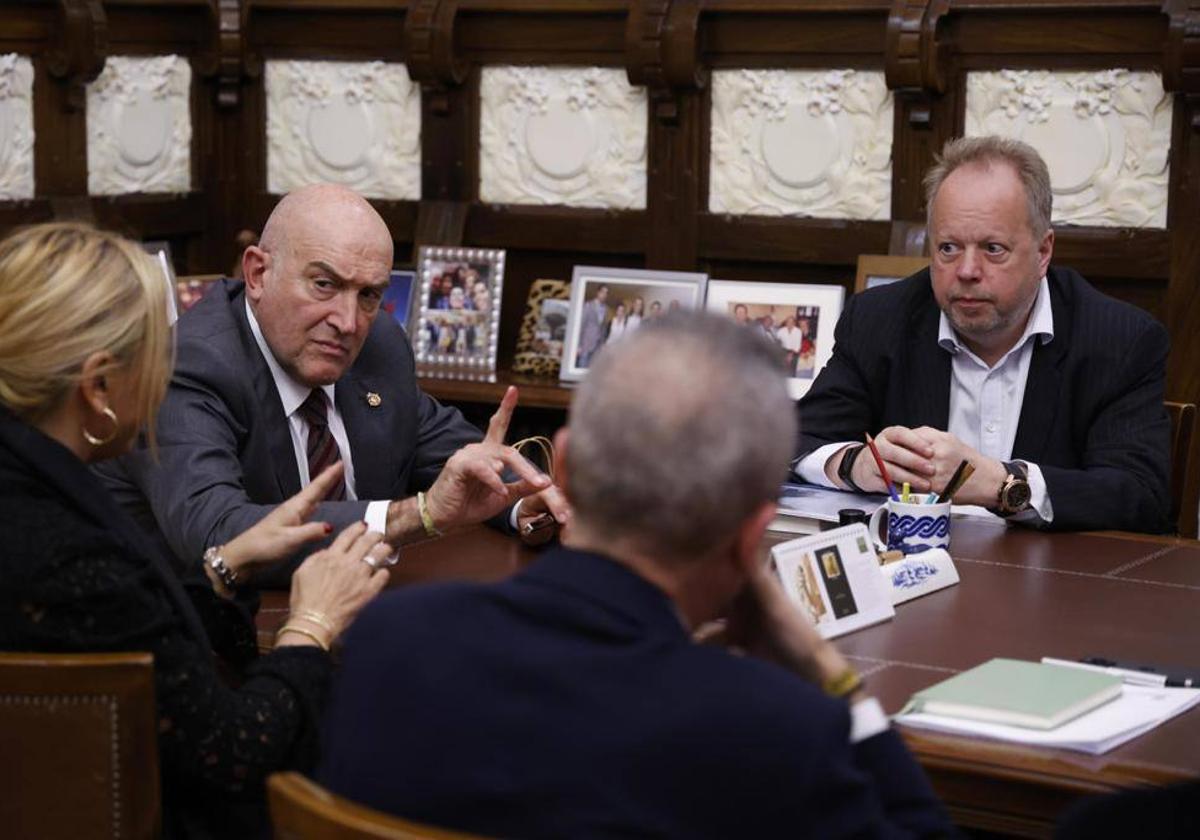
[298,389,347,501]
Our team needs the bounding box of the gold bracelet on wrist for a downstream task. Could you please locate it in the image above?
[275,623,330,652]
[821,667,863,699]
[293,610,335,637]
[416,491,442,538]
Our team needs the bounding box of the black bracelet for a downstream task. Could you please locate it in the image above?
[837,444,866,492]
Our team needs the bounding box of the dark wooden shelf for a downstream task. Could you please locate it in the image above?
[419,369,575,410]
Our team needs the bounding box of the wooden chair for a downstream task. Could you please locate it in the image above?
[1165,401,1198,538]
[0,652,160,839]
[268,772,489,840]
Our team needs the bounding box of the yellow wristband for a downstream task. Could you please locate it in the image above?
[822,667,863,699]
[276,623,330,652]
[294,610,335,637]
[417,491,442,538]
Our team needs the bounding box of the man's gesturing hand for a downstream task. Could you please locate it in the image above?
[422,386,552,531]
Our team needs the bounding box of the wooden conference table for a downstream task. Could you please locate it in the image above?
[256,520,1200,838]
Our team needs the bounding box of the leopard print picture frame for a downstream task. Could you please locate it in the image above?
[512,279,571,378]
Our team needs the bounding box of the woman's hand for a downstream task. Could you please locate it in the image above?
[280,522,390,646]
[220,463,344,580]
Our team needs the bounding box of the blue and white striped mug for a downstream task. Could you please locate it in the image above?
[867,498,951,556]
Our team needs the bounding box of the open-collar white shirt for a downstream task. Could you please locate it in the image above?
[797,278,1055,524]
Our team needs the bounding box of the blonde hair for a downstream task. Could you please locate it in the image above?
[0,223,173,447]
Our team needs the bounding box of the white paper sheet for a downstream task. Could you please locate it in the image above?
[895,684,1200,755]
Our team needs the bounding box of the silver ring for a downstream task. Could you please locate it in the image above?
[362,555,379,570]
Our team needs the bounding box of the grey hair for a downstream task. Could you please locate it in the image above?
[924,135,1053,237]
[565,311,796,559]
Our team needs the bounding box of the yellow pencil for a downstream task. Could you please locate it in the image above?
[902,481,910,503]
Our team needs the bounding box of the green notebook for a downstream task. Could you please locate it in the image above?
[903,658,1123,730]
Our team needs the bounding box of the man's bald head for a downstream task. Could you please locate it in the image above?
[243,184,395,387]
[258,183,393,267]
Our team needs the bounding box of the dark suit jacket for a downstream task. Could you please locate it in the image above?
[97,279,482,580]
[0,408,332,839]
[795,266,1170,533]
[319,547,952,839]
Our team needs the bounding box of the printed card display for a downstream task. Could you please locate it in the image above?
[771,524,895,640]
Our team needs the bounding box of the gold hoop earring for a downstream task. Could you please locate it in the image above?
[82,407,119,447]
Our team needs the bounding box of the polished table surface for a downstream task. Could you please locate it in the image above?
[256,520,1200,838]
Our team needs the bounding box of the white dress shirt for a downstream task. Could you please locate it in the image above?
[796,278,1056,524]
[245,302,392,536]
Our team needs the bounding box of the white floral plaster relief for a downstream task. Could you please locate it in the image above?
[87,55,192,195]
[266,60,420,200]
[966,70,1171,228]
[0,54,34,200]
[709,69,893,220]
[479,66,647,209]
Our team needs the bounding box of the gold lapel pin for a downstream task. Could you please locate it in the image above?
[365,392,382,408]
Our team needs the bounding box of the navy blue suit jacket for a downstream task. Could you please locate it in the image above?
[795,266,1170,533]
[319,547,952,838]
[96,280,481,582]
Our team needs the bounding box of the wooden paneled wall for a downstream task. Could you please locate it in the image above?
[2,0,1198,404]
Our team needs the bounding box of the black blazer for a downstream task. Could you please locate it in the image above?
[0,409,331,838]
[319,546,953,839]
[97,279,482,579]
[795,266,1171,533]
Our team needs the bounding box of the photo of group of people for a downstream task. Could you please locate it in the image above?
[572,281,695,369]
[729,302,822,379]
[415,248,504,371]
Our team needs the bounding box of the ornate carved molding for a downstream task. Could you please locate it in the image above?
[403,0,466,115]
[885,0,949,126]
[0,55,36,200]
[625,0,706,124]
[46,0,107,112]
[198,0,260,109]
[1163,0,1200,128]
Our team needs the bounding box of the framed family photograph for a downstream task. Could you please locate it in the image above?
[854,254,929,294]
[704,279,844,400]
[560,265,708,383]
[414,246,504,378]
[382,270,416,334]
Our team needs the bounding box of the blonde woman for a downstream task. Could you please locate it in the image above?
[0,224,388,838]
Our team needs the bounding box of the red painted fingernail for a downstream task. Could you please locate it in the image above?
[323,523,333,534]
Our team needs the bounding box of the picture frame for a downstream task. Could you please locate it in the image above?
[381,269,416,334]
[512,278,571,378]
[414,246,505,379]
[771,524,895,640]
[854,254,929,295]
[704,279,844,400]
[561,265,708,382]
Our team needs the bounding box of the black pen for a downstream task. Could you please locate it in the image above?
[1082,656,1199,688]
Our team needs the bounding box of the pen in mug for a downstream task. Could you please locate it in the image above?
[864,433,899,501]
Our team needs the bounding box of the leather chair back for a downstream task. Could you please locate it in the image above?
[0,652,159,839]
[268,772,488,840]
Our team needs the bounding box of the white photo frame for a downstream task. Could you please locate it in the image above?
[771,524,895,640]
[414,246,504,380]
[561,265,708,382]
[704,279,844,400]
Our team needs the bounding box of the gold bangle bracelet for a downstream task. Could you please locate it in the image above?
[293,610,335,637]
[276,623,330,652]
[416,491,442,538]
[822,667,863,699]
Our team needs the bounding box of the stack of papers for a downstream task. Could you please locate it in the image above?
[896,682,1200,755]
